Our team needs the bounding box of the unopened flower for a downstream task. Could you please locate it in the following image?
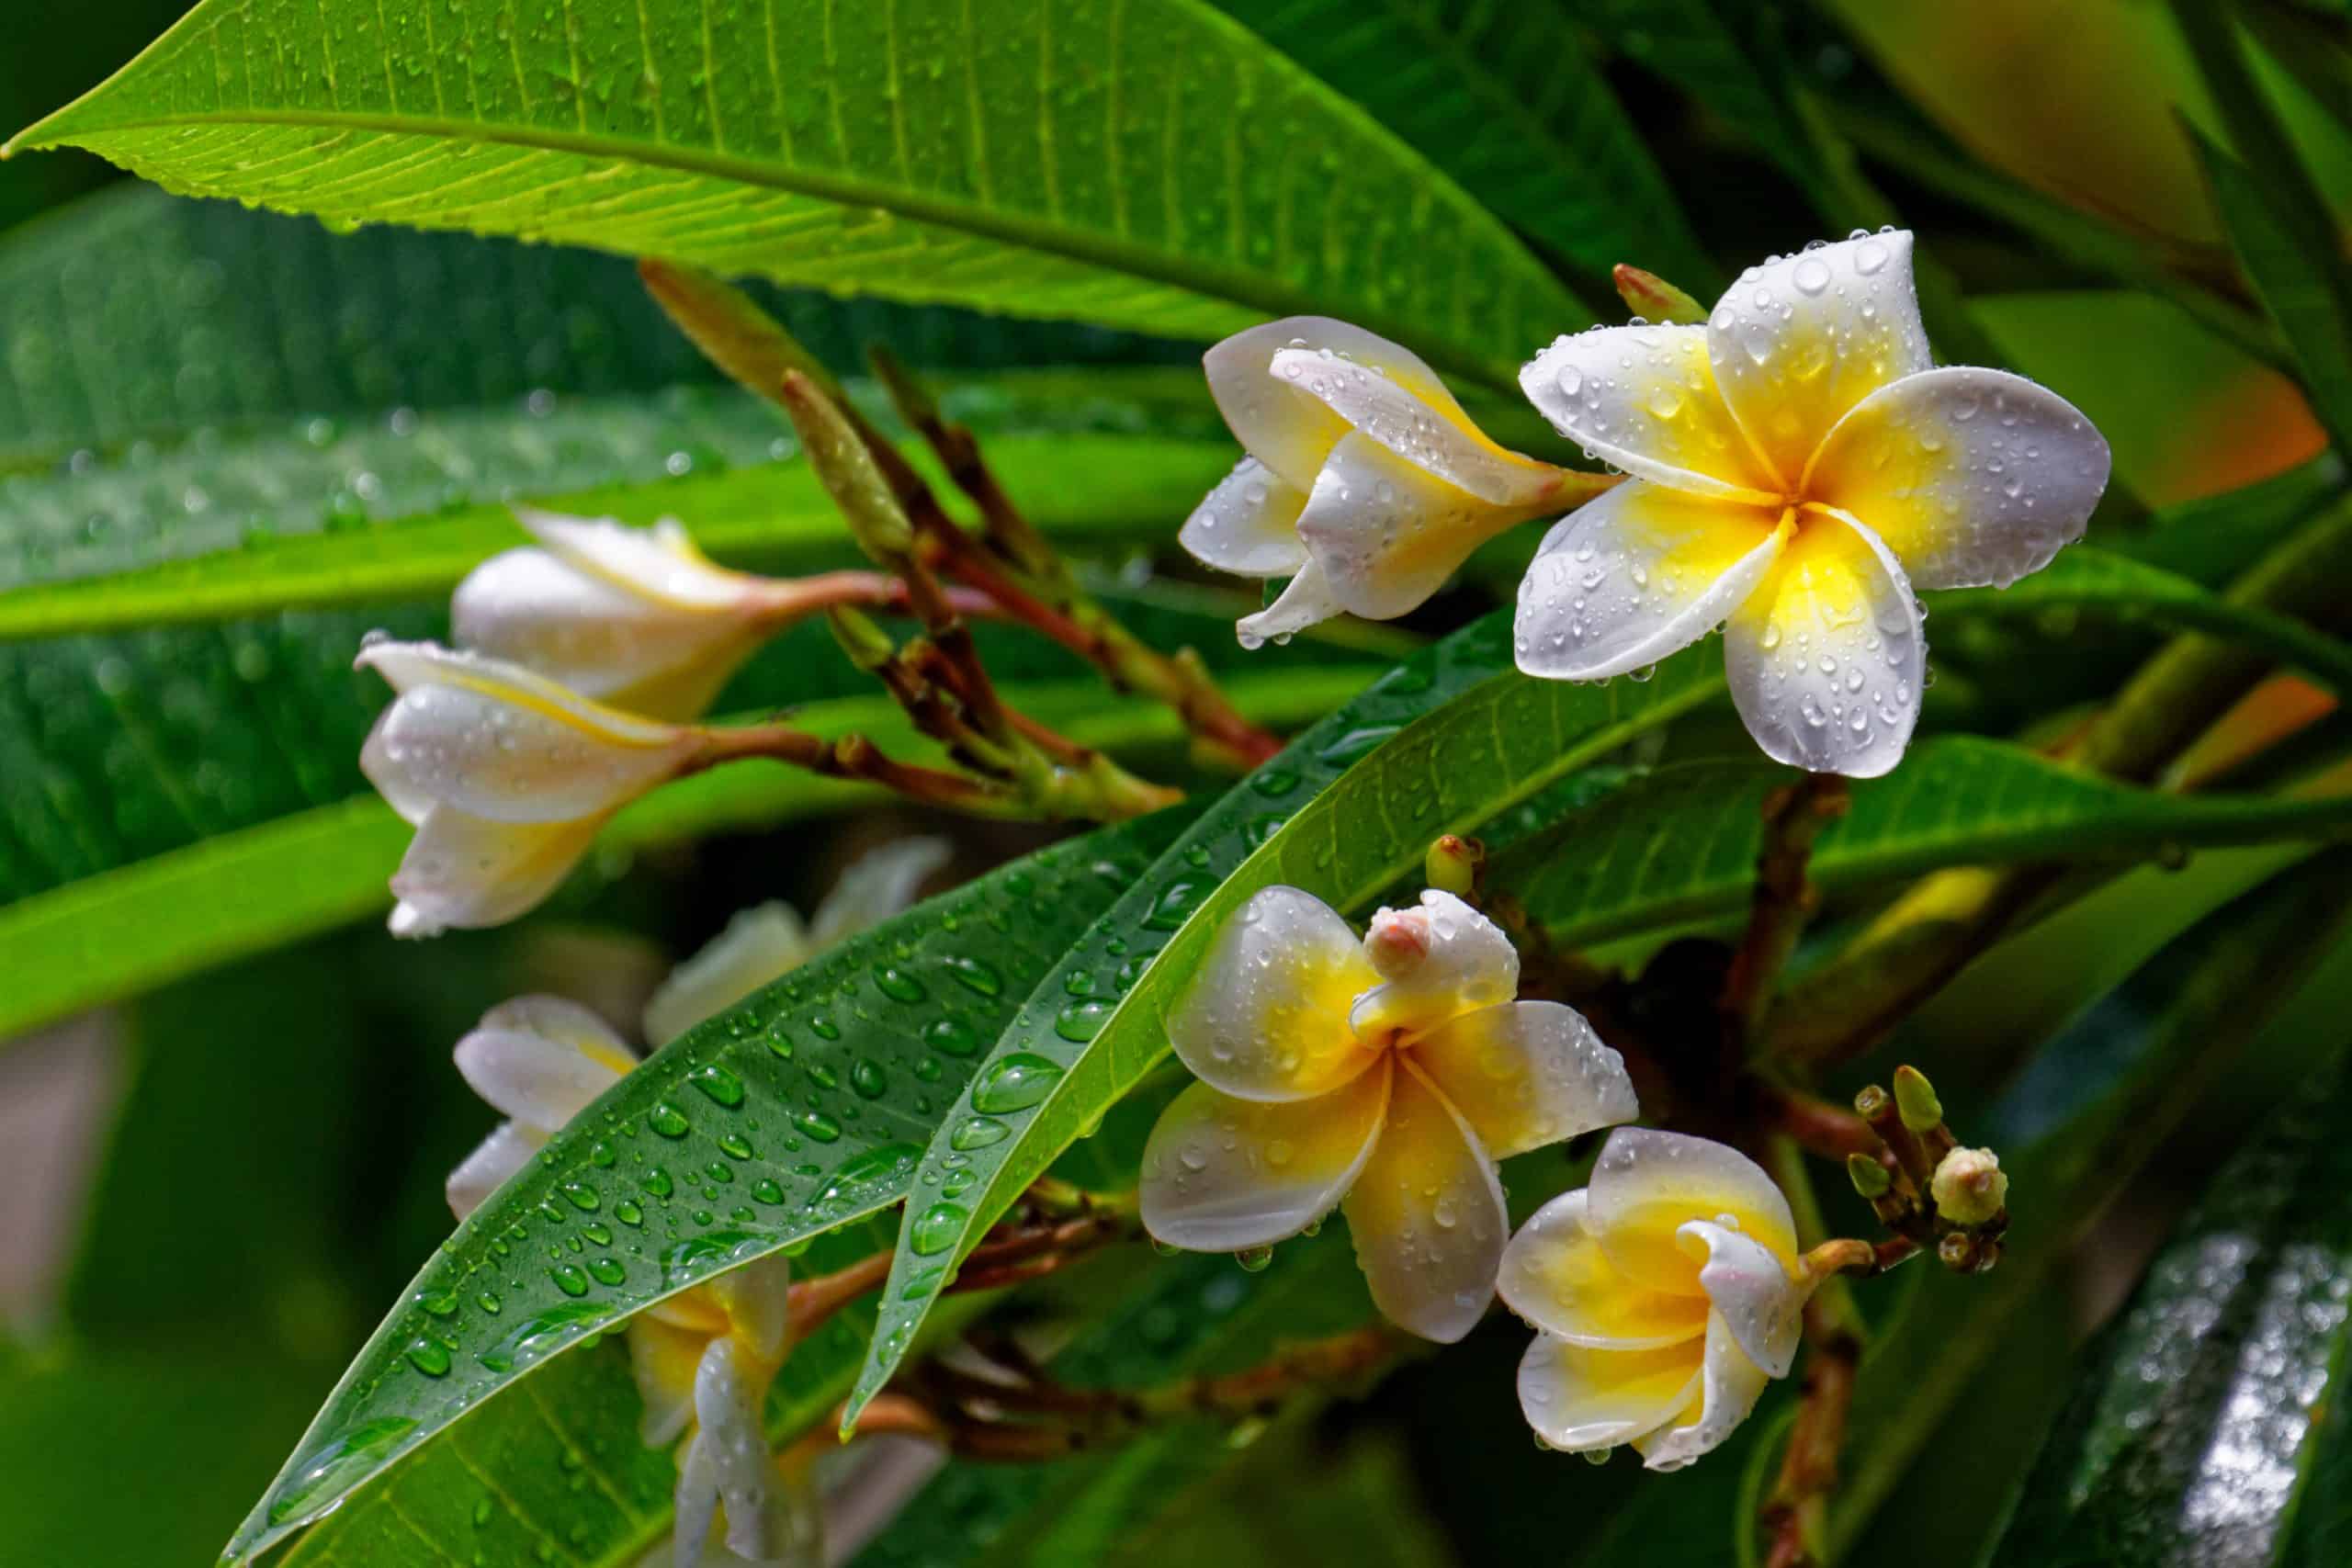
[1515,231,2110,777]
[1140,886,1638,1342]
[1183,317,1585,649]
[1930,1146,2007,1225]
[444,998,807,1568]
[1500,1128,1815,1469]
[456,510,791,721]
[642,838,953,1043]
[358,639,707,937]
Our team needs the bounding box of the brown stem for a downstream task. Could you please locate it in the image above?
[691,722,1015,813]
[1722,773,1851,1066]
[1757,1084,1883,1162]
[1761,1300,1862,1568]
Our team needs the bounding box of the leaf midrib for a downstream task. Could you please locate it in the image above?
[15,104,1525,388]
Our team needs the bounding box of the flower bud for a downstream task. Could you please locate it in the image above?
[1930,1147,2007,1226]
[777,370,917,561]
[1423,834,1482,897]
[1847,1153,1892,1200]
[1611,264,1708,325]
[1893,1065,1944,1133]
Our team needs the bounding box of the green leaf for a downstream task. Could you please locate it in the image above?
[11,0,1587,389]
[1494,736,2352,952]
[1985,1050,2352,1567]
[0,661,1372,1044]
[1575,0,1818,187]
[842,610,1724,1428]
[224,806,1198,1563]
[1826,847,2352,1561]
[1208,0,1716,288]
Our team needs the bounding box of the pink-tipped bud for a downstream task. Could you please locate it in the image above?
[1363,907,1432,980]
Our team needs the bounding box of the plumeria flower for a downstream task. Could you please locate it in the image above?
[1515,231,2111,776]
[1182,317,1599,649]
[457,509,799,722]
[1499,1128,1817,1470]
[358,638,710,937]
[641,838,953,1043]
[1140,886,1639,1341]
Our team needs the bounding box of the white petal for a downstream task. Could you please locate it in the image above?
[1498,1190,1709,1348]
[1268,345,1562,507]
[708,1253,794,1365]
[1520,324,1781,502]
[1724,510,1925,779]
[478,994,638,1063]
[1805,367,2112,591]
[360,650,697,825]
[631,1313,713,1449]
[1632,1311,1775,1472]
[515,508,762,611]
[445,1122,540,1221]
[1235,558,1347,649]
[1293,432,1530,623]
[1168,885,1380,1101]
[1513,481,1787,681]
[1410,1000,1640,1158]
[1205,316,1454,491]
[692,1338,786,1564]
[646,904,815,1044]
[1179,457,1311,578]
[1706,232,1932,486]
[1587,1128,1799,1295]
[360,711,435,825]
[1680,1219,1806,1378]
[808,838,955,947]
[1516,1332,1702,1452]
[385,806,604,936]
[453,1021,630,1134]
[1350,890,1520,1043]
[451,546,757,720]
[1140,1065,1391,1253]
[673,1428,724,1568]
[1341,1060,1509,1343]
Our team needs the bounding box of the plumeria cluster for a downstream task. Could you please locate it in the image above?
[1182,231,2113,777]
[445,843,944,1568]
[1138,886,1828,1468]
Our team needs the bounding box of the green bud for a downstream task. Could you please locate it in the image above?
[1847,1153,1892,1199]
[776,371,916,561]
[1424,835,1482,897]
[827,605,897,671]
[1930,1147,2008,1226]
[1611,264,1708,326]
[1893,1065,1944,1133]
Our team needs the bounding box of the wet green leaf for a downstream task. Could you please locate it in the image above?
[13,0,1586,388]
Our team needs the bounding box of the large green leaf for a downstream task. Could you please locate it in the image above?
[223,806,1198,1562]
[1826,848,2352,1561]
[1495,736,2352,952]
[1209,0,1716,288]
[1985,1052,2352,1567]
[842,610,1725,1426]
[11,0,1586,388]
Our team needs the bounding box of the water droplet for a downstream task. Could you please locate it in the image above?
[1055,1000,1114,1043]
[648,1102,690,1138]
[404,1337,452,1377]
[970,1054,1065,1113]
[798,1111,843,1144]
[942,955,1003,997]
[951,1116,1011,1150]
[872,964,927,1003]
[910,1202,969,1256]
[924,1018,982,1057]
[850,1057,889,1098]
[685,1063,745,1107]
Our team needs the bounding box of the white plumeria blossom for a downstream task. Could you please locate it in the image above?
[358,638,707,937]
[642,838,953,1043]
[456,509,786,721]
[1514,231,2111,777]
[1499,1127,1817,1470]
[1182,317,1582,649]
[1140,886,1639,1343]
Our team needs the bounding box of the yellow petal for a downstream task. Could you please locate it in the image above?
[1585,1129,1799,1296]
[1204,316,1438,491]
[1139,1065,1391,1253]
[1167,885,1380,1101]
[1804,366,2110,591]
[1293,432,1534,623]
[1268,344,1562,508]
[1409,1001,1638,1158]
[1725,509,1924,779]
[1516,1333,1702,1452]
[1514,481,1786,680]
[1341,1060,1508,1343]
[1498,1190,1710,1349]
[1707,232,1932,485]
[628,1313,712,1448]
[1631,1310,1776,1472]
[1521,323,1781,501]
